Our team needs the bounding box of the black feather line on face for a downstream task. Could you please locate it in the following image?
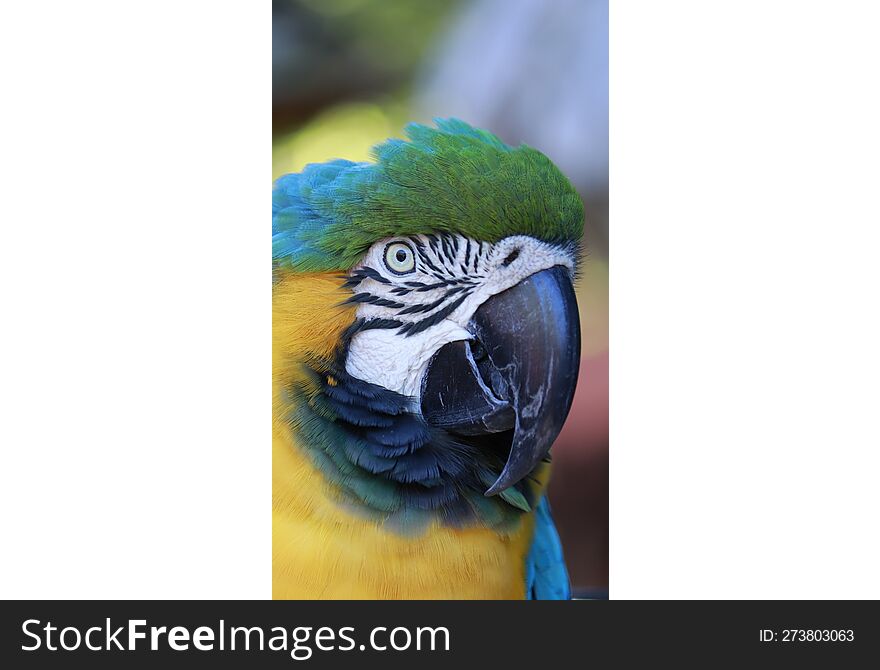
[358,318,403,331]
[444,285,467,297]
[371,297,406,308]
[441,235,454,261]
[343,293,406,309]
[398,294,469,337]
[339,318,404,349]
[396,294,448,315]
[358,266,391,283]
[416,280,449,291]
[417,247,443,275]
[413,278,474,292]
[343,266,392,289]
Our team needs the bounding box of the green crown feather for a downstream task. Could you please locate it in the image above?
[272,118,584,272]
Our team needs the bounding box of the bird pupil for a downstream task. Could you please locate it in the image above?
[396,249,407,262]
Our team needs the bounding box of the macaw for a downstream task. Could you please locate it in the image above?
[272,119,582,599]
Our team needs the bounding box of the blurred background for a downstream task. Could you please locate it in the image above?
[273,0,608,596]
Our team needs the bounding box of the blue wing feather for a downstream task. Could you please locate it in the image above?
[525,495,571,600]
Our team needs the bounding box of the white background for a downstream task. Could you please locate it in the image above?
[1,1,878,599]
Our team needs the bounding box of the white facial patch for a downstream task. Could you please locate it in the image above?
[343,234,576,399]
[345,320,471,398]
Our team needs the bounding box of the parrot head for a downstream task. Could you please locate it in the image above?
[273,119,583,529]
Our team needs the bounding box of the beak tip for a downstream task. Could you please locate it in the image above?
[483,465,517,497]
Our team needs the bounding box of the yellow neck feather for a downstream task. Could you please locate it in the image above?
[272,271,533,599]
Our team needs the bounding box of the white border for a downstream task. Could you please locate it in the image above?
[611,1,880,598]
[0,1,271,598]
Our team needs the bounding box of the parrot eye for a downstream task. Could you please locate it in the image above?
[383,242,416,275]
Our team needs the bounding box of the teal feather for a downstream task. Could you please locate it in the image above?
[525,496,571,600]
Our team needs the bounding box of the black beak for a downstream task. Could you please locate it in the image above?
[420,266,580,496]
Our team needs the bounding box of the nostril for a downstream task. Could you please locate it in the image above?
[501,248,520,267]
